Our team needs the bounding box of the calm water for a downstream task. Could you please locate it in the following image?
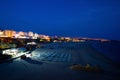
[0,42,120,80]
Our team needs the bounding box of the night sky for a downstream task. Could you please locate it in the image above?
[0,0,120,40]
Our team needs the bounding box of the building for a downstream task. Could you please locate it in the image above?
[18,31,25,36]
[3,30,16,37]
[34,33,39,38]
[43,35,50,42]
[0,30,7,37]
[28,31,34,37]
[0,30,3,35]
[12,31,17,37]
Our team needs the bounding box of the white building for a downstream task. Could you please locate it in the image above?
[18,31,25,36]
[28,31,34,37]
[34,33,39,38]
[0,30,3,35]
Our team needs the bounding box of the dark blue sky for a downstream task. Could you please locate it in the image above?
[0,0,120,40]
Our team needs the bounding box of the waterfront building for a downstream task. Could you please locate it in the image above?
[3,30,16,37]
[28,31,34,37]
